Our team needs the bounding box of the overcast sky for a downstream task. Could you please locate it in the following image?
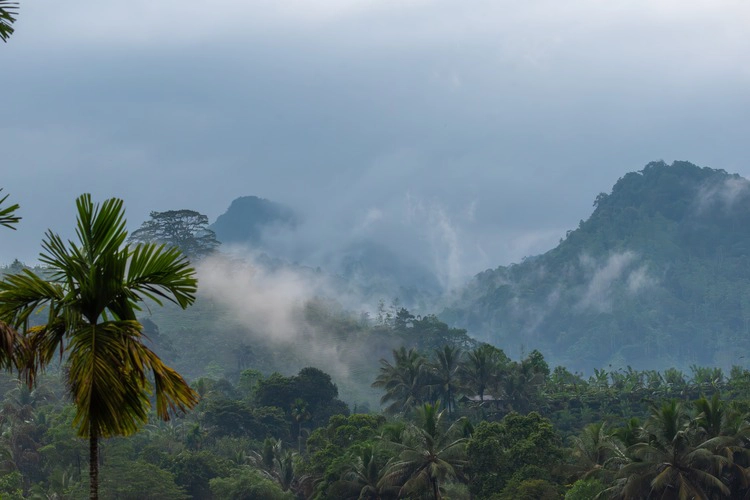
[3,0,750,283]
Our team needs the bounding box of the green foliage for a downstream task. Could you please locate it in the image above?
[167,450,231,499]
[565,478,605,499]
[466,412,562,499]
[498,478,560,500]
[210,466,295,500]
[0,471,24,499]
[100,459,188,500]
[379,403,468,499]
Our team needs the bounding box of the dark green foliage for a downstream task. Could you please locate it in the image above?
[565,478,605,499]
[209,466,294,500]
[498,478,560,500]
[202,398,281,440]
[100,459,188,500]
[167,451,231,499]
[466,412,563,499]
[379,403,468,499]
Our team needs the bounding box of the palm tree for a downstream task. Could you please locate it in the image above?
[291,398,311,453]
[0,189,21,369]
[616,400,730,499]
[430,346,464,416]
[568,422,627,484]
[328,445,397,499]
[0,194,199,499]
[0,1,18,42]
[379,403,468,499]
[372,347,428,415]
[459,344,507,402]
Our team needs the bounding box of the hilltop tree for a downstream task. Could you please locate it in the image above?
[0,195,199,499]
[129,209,220,260]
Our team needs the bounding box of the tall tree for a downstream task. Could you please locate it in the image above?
[380,403,468,499]
[0,189,21,372]
[460,344,508,402]
[0,1,18,42]
[129,209,220,260]
[0,194,199,499]
[430,346,465,416]
[615,400,730,499]
[372,347,428,415]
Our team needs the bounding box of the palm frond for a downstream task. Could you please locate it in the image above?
[0,189,20,227]
[124,243,197,309]
[67,321,150,438]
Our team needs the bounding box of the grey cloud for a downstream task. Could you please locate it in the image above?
[2,0,750,279]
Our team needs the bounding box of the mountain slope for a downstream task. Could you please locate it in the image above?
[210,195,297,246]
[442,161,750,372]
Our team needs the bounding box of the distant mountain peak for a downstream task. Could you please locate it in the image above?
[443,161,750,372]
[210,196,297,246]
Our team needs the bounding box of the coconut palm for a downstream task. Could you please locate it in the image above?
[430,346,464,416]
[379,403,468,499]
[372,347,428,415]
[0,194,199,499]
[0,1,18,42]
[569,421,627,483]
[616,400,730,499]
[459,344,508,402]
[328,445,398,500]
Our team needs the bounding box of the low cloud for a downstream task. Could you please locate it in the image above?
[577,251,655,312]
[697,176,750,212]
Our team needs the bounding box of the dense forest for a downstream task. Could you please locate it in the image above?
[4,161,750,499]
[2,340,750,498]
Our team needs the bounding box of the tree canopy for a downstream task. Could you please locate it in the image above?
[129,209,220,260]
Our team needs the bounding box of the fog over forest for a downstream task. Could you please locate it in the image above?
[4,2,750,499]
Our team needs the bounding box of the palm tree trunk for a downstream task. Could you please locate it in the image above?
[89,429,98,499]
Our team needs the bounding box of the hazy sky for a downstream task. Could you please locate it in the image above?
[3,0,750,283]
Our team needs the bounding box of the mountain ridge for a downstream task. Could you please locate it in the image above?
[442,161,750,372]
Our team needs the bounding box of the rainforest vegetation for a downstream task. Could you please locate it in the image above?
[2,336,750,498]
[5,162,750,499]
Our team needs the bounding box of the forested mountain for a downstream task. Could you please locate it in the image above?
[443,161,750,372]
[210,196,297,246]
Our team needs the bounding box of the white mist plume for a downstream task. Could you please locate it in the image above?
[195,253,371,381]
[404,193,473,290]
[577,251,655,312]
[697,176,750,212]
